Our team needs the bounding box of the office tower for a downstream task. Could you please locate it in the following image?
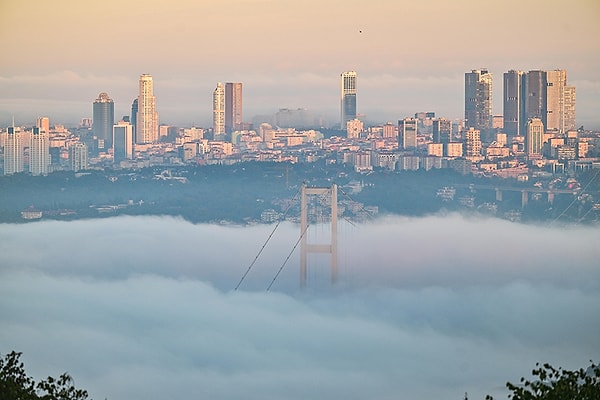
[398,118,417,151]
[465,69,492,132]
[136,74,159,144]
[225,82,242,133]
[131,98,138,142]
[29,127,50,175]
[69,142,88,172]
[432,118,452,143]
[564,85,576,132]
[340,71,357,129]
[525,70,546,123]
[36,116,50,133]
[93,92,115,150]
[213,82,225,139]
[503,70,526,136]
[464,127,482,162]
[3,125,23,175]
[545,69,566,132]
[113,121,133,163]
[525,118,544,157]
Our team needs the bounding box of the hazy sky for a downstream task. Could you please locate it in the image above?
[1,215,599,400]
[1,0,599,128]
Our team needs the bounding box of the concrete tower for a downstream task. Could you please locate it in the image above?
[213,82,225,139]
[398,118,417,151]
[340,71,357,129]
[93,92,115,150]
[136,74,159,144]
[526,118,544,157]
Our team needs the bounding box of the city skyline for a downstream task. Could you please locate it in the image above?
[0,0,598,129]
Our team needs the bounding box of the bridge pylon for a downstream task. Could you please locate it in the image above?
[300,183,338,287]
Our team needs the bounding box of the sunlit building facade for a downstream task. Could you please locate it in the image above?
[3,125,23,175]
[136,74,159,144]
[526,118,544,157]
[69,142,88,172]
[213,82,225,139]
[29,127,50,175]
[341,71,357,129]
[225,82,242,134]
[113,121,134,163]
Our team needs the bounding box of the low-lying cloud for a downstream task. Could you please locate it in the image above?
[0,214,598,400]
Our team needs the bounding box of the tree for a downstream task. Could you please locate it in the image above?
[0,351,89,400]
[486,361,600,400]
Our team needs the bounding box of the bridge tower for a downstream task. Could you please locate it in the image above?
[300,183,338,287]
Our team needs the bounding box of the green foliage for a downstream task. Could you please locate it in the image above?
[487,361,600,400]
[0,351,89,400]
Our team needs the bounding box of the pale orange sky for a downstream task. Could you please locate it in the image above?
[1,0,599,127]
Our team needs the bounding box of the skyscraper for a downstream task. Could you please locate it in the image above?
[564,85,576,132]
[340,71,357,129]
[525,70,547,123]
[136,74,159,144]
[398,118,417,151]
[3,124,23,175]
[225,82,242,133]
[503,70,526,137]
[36,116,50,133]
[113,121,133,164]
[526,118,544,156]
[213,82,225,139]
[545,69,566,132]
[29,127,50,175]
[93,92,115,150]
[465,69,492,132]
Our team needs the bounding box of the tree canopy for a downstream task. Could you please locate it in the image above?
[0,351,89,400]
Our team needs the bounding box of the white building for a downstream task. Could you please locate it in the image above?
[29,127,50,175]
[136,74,159,144]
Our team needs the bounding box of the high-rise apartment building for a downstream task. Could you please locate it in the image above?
[225,82,242,133]
[113,121,133,164]
[432,118,452,143]
[136,74,159,144]
[69,142,88,172]
[3,125,23,175]
[564,85,576,132]
[503,70,526,137]
[398,118,417,151]
[465,69,492,132]
[29,127,50,175]
[545,69,566,132]
[526,118,544,156]
[341,71,357,129]
[464,127,482,162]
[93,92,115,150]
[213,82,225,139]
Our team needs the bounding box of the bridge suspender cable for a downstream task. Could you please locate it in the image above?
[234,185,303,291]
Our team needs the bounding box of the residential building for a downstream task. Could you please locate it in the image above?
[213,82,225,139]
[69,142,88,171]
[3,125,23,175]
[29,127,50,175]
[464,127,483,162]
[465,69,492,132]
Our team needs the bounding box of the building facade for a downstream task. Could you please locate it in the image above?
[465,69,492,132]
[340,71,357,129]
[69,142,88,172]
[503,70,525,137]
[398,118,417,151]
[29,127,50,175]
[432,118,452,143]
[113,121,134,163]
[213,82,225,139]
[225,82,242,134]
[526,118,544,157]
[136,74,159,144]
[3,125,23,175]
[93,92,114,150]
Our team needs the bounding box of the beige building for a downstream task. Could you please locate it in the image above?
[526,118,544,156]
[213,83,225,138]
[464,127,483,162]
[225,82,242,133]
[346,118,363,139]
[136,74,159,144]
[29,127,50,175]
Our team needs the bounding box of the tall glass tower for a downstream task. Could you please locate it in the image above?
[340,71,357,129]
[465,69,492,132]
[93,92,114,151]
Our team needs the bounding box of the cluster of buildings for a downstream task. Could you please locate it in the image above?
[1,69,599,177]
